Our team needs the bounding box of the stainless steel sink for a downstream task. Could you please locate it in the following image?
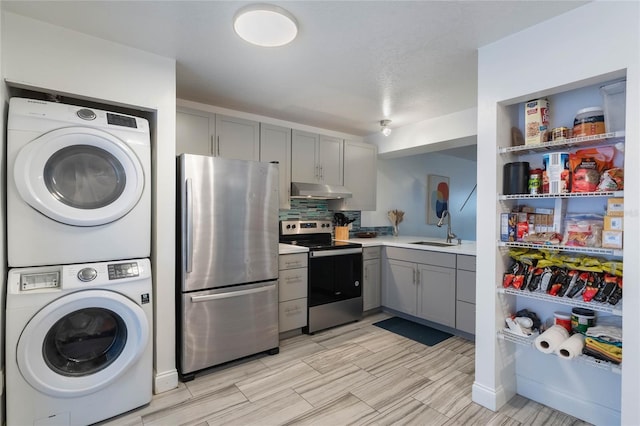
[409,241,459,247]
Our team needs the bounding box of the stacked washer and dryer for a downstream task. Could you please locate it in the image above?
[5,98,154,425]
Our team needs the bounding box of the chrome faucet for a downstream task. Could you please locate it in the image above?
[436,210,458,244]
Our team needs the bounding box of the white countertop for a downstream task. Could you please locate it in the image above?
[278,243,309,255]
[279,237,476,256]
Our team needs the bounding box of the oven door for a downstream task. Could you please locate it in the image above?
[308,248,362,307]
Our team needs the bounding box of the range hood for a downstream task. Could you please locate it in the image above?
[290,182,353,199]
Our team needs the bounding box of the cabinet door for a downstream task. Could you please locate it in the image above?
[215,115,260,161]
[318,135,343,186]
[383,259,416,315]
[417,264,456,327]
[342,140,377,211]
[363,258,381,311]
[291,130,319,183]
[176,110,213,156]
[260,123,291,209]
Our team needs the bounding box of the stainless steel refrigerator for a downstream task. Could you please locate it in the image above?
[176,154,279,380]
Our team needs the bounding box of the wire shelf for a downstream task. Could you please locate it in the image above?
[497,287,623,316]
[498,191,623,200]
[498,131,625,154]
[497,330,621,373]
[498,241,623,257]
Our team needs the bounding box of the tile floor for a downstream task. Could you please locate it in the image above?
[100,312,592,426]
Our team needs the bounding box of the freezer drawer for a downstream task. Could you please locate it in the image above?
[178,281,278,377]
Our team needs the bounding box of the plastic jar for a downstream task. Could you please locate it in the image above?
[571,308,596,334]
[573,107,606,137]
[528,169,542,194]
[554,311,572,333]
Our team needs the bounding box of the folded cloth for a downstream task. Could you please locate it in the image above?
[585,325,623,342]
[588,335,622,348]
[583,347,621,365]
[585,337,622,363]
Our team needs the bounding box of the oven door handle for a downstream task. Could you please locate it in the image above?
[310,248,362,257]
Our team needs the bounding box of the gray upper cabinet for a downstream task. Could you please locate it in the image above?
[215,115,260,161]
[260,123,292,209]
[176,109,214,156]
[340,140,377,211]
[291,130,343,186]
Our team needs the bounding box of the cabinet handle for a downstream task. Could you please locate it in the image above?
[320,164,324,179]
[413,268,416,284]
[210,135,214,155]
[315,164,319,179]
[216,136,221,156]
[416,269,420,283]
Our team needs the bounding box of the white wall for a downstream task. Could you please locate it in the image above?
[474,2,639,424]
[362,149,477,240]
[367,107,477,158]
[2,12,179,394]
[0,11,5,426]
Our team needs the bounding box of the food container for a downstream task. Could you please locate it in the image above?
[542,153,569,194]
[554,312,572,333]
[525,99,550,145]
[551,127,570,141]
[528,169,542,194]
[600,81,626,133]
[573,107,606,137]
[571,308,596,334]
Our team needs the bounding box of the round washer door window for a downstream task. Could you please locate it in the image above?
[17,290,149,398]
[14,127,145,226]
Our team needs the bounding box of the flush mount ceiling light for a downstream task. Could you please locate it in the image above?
[380,119,392,136]
[233,4,298,47]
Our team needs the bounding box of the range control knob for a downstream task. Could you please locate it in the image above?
[78,267,98,282]
[77,108,97,120]
[286,224,291,229]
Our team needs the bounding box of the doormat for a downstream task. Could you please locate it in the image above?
[373,317,453,346]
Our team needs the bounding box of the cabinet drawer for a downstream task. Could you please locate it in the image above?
[456,301,475,335]
[456,269,476,304]
[279,253,308,270]
[362,246,381,260]
[279,298,308,332]
[385,247,456,268]
[279,269,308,302]
[457,255,476,272]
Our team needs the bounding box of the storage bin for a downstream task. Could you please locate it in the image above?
[600,81,626,133]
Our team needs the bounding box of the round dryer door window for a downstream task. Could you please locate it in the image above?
[14,127,145,226]
[17,290,149,398]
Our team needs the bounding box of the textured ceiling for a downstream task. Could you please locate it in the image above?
[2,1,588,136]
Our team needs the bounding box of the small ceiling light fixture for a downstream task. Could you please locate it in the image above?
[380,119,392,136]
[233,4,298,47]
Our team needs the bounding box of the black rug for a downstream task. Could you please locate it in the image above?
[373,317,453,346]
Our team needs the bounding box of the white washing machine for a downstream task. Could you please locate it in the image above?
[7,97,151,267]
[5,258,153,426]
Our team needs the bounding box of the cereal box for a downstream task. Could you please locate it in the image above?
[525,99,550,145]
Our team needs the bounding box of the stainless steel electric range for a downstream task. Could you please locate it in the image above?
[279,220,363,333]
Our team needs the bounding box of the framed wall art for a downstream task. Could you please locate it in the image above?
[427,174,449,224]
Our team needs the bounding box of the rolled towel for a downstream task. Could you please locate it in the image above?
[535,325,570,354]
[556,333,585,360]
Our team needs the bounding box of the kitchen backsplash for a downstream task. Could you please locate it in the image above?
[279,199,393,236]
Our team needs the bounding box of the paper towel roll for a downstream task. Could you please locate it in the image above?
[535,325,570,354]
[556,333,585,360]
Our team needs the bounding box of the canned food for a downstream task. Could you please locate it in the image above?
[528,170,542,194]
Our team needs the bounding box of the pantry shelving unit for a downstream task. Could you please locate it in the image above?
[473,4,639,424]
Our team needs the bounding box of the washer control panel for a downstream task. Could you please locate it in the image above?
[77,267,98,282]
[108,262,140,280]
[20,272,60,291]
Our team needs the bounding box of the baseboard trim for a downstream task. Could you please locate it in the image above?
[154,369,179,394]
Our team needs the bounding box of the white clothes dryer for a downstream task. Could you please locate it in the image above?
[7,97,151,267]
[5,258,153,426]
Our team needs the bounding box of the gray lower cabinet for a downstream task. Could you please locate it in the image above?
[362,246,381,312]
[383,247,456,327]
[456,254,476,334]
[278,253,308,333]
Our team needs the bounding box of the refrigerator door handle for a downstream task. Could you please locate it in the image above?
[190,284,275,302]
[186,178,193,273]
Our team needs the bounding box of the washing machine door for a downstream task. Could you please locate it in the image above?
[17,290,149,398]
[13,127,145,226]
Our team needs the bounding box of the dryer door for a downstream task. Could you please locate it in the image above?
[17,290,149,398]
[13,127,145,226]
